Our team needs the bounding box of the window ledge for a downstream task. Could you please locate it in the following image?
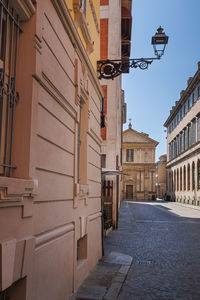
[0,177,38,217]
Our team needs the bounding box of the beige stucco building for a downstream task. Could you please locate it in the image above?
[100,0,132,229]
[164,62,200,205]
[156,154,167,199]
[122,124,158,200]
[0,0,103,299]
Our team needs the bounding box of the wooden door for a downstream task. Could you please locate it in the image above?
[126,185,133,199]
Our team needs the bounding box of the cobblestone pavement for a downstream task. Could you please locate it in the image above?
[104,200,200,300]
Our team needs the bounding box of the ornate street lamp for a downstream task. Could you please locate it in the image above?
[97,26,169,80]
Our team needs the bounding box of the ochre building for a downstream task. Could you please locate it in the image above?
[122,124,158,201]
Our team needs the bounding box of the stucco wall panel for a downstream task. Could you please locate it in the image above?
[35,136,74,177]
[87,216,102,269]
[88,182,101,198]
[33,202,75,235]
[42,42,75,106]
[34,231,74,300]
[34,169,73,201]
[42,0,75,62]
[37,104,75,155]
[37,87,75,133]
[42,15,75,80]
[0,207,32,240]
[88,145,100,167]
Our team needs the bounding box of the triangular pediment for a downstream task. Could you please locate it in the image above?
[123,128,158,145]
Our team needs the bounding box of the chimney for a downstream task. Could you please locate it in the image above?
[187,77,193,86]
[180,90,184,98]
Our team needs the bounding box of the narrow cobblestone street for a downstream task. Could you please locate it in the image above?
[104,200,200,300]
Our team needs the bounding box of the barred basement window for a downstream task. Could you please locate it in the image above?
[0,0,21,176]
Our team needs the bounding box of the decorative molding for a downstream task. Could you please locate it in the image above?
[88,211,101,222]
[35,223,74,249]
[10,0,36,22]
[34,34,42,55]
[88,0,100,34]
[73,0,94,54]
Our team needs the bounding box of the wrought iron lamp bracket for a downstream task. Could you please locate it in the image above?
[97,57,160,80]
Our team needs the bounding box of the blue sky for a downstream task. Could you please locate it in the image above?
[122,0,200,160]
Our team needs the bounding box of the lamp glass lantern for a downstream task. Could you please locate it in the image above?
[152,26,169,58]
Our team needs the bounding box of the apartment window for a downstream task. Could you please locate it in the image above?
[174,170,176,191]
[126,149,134,162]
[177,112,180,123]
[191,119,196,145]
[177,169,179,191]
[188,124,191,147]
[183,165,186,191]
[181,131,184,152]
[169,143,171,160]
[189,96,192,109]
[192,93,194,105]
[180,134,182,153]
[101,154,106,168]
[198,85,200,98]
[0,1,21,176]
[192,162,195,190]
[180,108,182,120]
[198,160,200,190]
[184,127,188,150]
[180,167,182,191]
[197,115,200,142]
[177,135,179,155]
[187,164,190,191]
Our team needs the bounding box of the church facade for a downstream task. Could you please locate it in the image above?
[122,124,158,201]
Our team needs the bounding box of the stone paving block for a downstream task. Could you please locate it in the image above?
[71,285,107,300]
[103,251,132,266]
[103,282,121,300]
[118,265,130,275]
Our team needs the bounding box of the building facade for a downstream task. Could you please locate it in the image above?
[164,62,200,205]
[156,154,167,199]
[122,124,158,201]
[100,0,132,229]
[0,0,103,299]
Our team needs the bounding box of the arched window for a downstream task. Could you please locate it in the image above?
[180,167,182,191]
[183,166,186,190]
[197,160,200,190]
[192,162,195,190]
[187,164,190,190]
[174,170,176,191]
[177,169,179,191]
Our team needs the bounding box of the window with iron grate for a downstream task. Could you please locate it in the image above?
[0,0,21,177]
